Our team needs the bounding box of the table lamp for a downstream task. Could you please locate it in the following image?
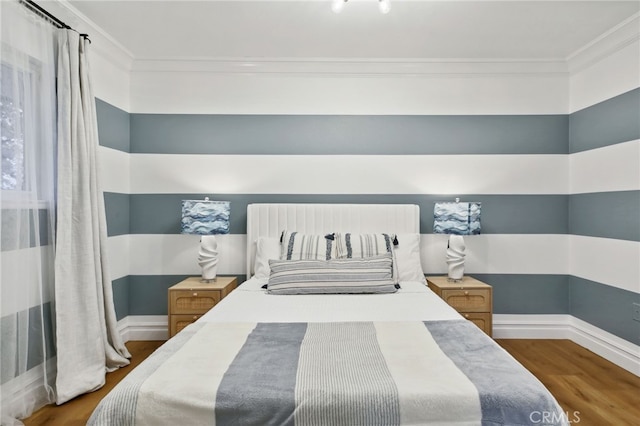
[181,198,230,282]
[433,199,481,281]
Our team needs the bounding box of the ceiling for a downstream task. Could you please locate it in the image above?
[65,0,639,62]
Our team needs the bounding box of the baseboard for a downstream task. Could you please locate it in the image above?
[493,314,572,339]
[117,315,167,342]
[117,314,639,377]
[494,314,640,376]
[567,316,640,377]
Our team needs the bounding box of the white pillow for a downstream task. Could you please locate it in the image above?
[253,237,281,280]
[394,233,425,282]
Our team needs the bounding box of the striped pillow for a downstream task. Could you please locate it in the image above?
[334,232,396,259]
[267,253,397,295]
[335,232,398,283]
[280,230,335,260]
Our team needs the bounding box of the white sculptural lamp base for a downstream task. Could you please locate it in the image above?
[446,234,466,281]
[198,235,219,282]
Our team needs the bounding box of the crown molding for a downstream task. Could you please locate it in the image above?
[567,12,640,75]
[47,0,134,72]
[130,57,568,76]
[44,1,636,79]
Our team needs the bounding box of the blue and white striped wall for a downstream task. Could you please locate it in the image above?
[95,32,639,374]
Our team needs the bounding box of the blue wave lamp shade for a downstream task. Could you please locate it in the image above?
[433,202,481,235]
[181,200,230,235]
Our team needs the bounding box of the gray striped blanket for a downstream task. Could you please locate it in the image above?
[88,320,568,426]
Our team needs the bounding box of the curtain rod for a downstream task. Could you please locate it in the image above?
[20,0,90,41]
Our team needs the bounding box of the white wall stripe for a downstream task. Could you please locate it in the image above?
[128,234,246,276]
[107,234,130,281]
[570,139,640,194]
[421,234,569,275]
[130,72,568,115]
[99,146,131,194]
[122,234,639,295]
[130,154,569,195]
[87,39,131,111]
[569,235,640,294]
[125,234,568,277]
[98,147,640,196]
[569,39,640,114]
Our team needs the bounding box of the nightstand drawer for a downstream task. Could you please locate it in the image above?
[170,290,220,314]
[170,314,202,337]
[459,312,492,335]
[441,289,491,312]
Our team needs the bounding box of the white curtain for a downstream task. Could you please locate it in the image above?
[0,1,57,424]
[54,30,130,405]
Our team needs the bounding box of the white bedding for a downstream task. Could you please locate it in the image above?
[200,277,463,323]
[90,277,569,426]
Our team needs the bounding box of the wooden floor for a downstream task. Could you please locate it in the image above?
[498,339,640,426]
[23,341,164,426]
[23,339,639,426]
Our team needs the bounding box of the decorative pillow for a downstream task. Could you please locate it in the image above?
[267,254,397,295]
[394,233,426,282]
[334,232,396,259]
[253,237,281,280]
[280,230,335,260]
[334,232,398,283]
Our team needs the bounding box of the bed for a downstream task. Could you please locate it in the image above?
[89,203,568,426]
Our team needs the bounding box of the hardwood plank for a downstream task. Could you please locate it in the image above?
[23,341,164,426]
[497,339,640,426]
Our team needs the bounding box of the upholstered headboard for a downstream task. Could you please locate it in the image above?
[246,203,420,277]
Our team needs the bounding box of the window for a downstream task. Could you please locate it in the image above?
[0,58,54,210]
[1,63,26,192]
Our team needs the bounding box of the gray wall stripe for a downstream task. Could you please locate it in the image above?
[471,274,569,315]
[96,98,130,153]
[569,276,640,345]
[130,114,568,155]
[569,191,640,242]
[125,273,567,316]
[112,276,130,321]
[569,88,640,153]
[104,192,130,237]
[128,275,246,316]
[127,193,568,235]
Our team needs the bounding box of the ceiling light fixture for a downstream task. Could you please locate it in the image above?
[332,0,347,13]
[331,0,391,14]
[378,0,391,14]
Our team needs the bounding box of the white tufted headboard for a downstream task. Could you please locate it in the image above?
[246,203,420,277]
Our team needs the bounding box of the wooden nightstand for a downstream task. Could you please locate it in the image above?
[168,276,238,338]
[426,276,493,337]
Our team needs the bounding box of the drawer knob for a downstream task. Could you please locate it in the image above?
[192,292,198,297]
[464,314,470,319]
[464,291,469,296]
[192,315,198,320]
